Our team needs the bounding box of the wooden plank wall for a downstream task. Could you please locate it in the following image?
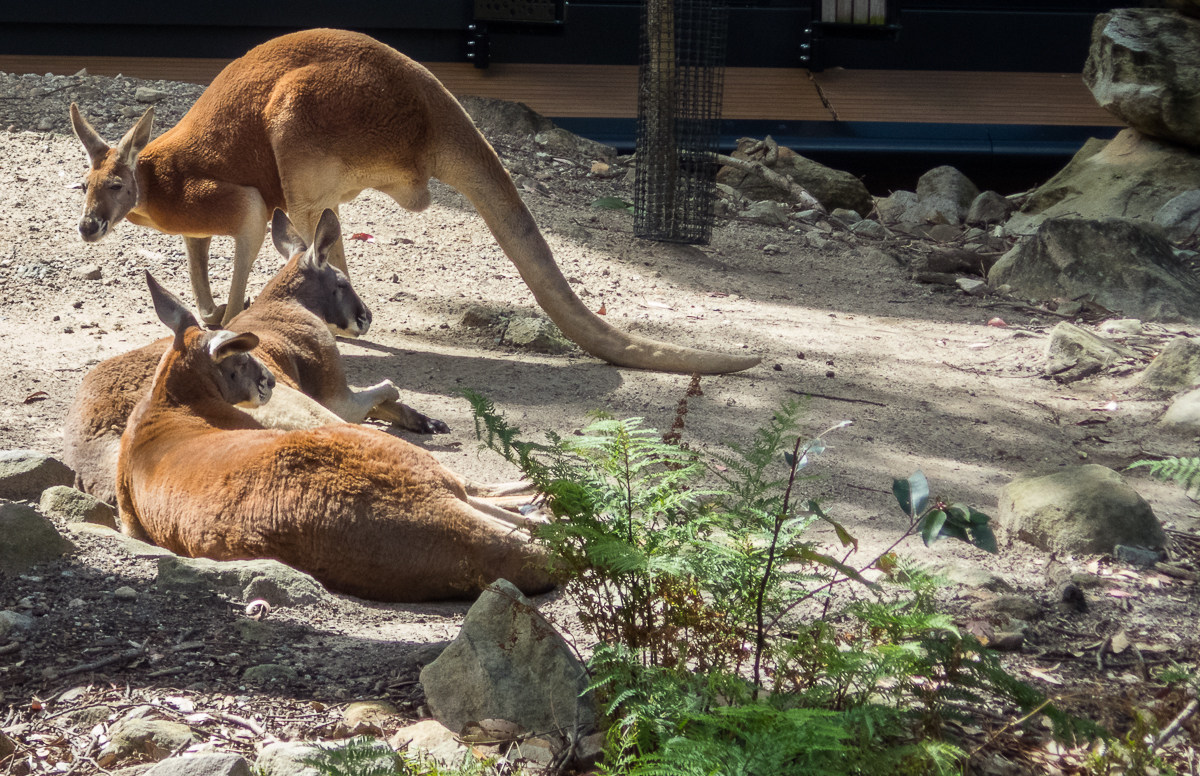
[0,54,1121,126]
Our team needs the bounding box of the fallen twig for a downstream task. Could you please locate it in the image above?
[1152,698,1199,752]
[787,388,885,407]
[211,710,266,737]
[716,154,824,212]
[43,646,146,681]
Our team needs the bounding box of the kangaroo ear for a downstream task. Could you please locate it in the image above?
[270,209,308,259]
[70,103,110,168]
[115,107,154,168]
[310,209,341,268]
[145,271,200,351]
[207,330,260,361]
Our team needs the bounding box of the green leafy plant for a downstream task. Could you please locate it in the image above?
[893,470,997,554]
[461,388,1103,776]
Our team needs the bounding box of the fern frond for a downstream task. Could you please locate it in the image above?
[1129,456,1200,494]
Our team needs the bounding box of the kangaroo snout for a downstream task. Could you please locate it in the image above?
[79,216,108,242]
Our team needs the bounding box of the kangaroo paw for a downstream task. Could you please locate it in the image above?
[199,303,228,328]
[369,399,450,434]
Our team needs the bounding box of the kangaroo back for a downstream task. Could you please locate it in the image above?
[119,273,553,602]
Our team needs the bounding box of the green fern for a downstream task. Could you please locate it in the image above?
[300,736,410,776]
[1128,456,1200,493]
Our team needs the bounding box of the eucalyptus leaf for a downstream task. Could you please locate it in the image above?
[908,470,930,517]
[591,196,634,212]
[920,509,947,547]
[969,524,999,554]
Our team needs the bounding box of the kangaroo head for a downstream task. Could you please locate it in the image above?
[70,104,152,243]
[270,208,372,337]
[145,271,276,408]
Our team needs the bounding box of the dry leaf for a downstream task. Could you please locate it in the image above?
[1105,589,1134,598]
[1026,667,1063,685]
[23,390,48,404]
[987,317,1007,327]
[596,303,606,315]
[1110,631,1129,654]
[349,233,376,243]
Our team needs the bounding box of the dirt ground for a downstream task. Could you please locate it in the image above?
[0,71,1198,773]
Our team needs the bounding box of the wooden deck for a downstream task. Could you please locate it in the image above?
[0,54,1121,126]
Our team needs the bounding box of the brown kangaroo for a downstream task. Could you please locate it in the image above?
[68,28,759,374]
[64,209,447,505]
[117,272,554,602]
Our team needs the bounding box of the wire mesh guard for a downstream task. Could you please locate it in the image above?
[634,0,728,245]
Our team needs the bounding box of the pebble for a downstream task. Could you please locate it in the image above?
[113,586,138,600]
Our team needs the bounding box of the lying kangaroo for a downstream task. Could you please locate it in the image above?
[64,208,447,505]
[68,28,759,374]
[117,272,554,602]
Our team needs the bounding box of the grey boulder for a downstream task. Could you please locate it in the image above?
[989,218,1200,322]
[997,465,1165,554]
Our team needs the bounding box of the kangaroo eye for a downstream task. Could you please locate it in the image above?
[108,182,123,191]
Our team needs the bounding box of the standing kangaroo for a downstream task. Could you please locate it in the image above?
[69,28,759,375]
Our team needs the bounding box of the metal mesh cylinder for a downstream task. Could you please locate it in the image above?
[634,0,728,245]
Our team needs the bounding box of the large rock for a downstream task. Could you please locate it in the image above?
[458,96,555,137]
[1043,321,1136,383]
[1158,388,1200,434]
[1154,190,1200,242]
[155,556,327,606]
[258,740,396,776]
[716,137,873,216]
[142,754,251,776]
[535,128,616,162]
[420,579,595,743]
[0,450,74,501]
[0,501,76,575]
[98,710,197,767]
[915,166,980,226]
[39,486,117,529]
[989,218,1200,321]
[1138,337,1200,392]
[997,465,1166,554]
[1006,130,1200,236]
[504,316,575,355]
[388,720,468,767]
[1083,9,1200,148]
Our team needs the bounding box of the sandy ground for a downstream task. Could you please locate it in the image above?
[0,78,1198,770]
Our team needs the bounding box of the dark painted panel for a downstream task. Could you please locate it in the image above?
[0,3,1123,71]
[0,0,471,29]
[0,25,466,61]
[813,9,1103,72]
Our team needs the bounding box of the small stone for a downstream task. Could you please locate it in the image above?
[69,264,102,281]
[849,219,887,239]
[37,117,55,131]
[924,223,962,242]
[134,87,170,103]
[741,201,789,227]
[831,207,862,225]
[762,243,781,254]
[956,278,990,296]
[113,586,138,600]
[1113,544,1165,567]
[0,610,34,641]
